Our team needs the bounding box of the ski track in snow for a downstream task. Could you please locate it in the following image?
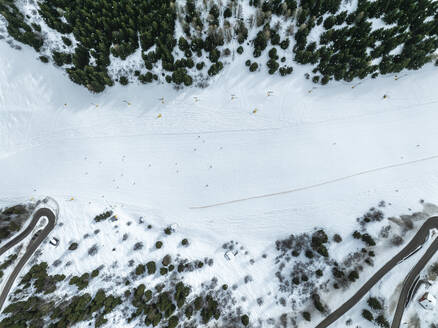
[190,154,438,209]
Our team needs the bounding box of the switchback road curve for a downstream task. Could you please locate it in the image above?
[316,216,438,328]
[0,207,56,311]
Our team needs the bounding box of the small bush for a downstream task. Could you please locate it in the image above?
[305,250,314,258]
[312,293,325,313]
[302,311,311,321]
[160,267,168,275]
[94,211,113,222]
[155,241,163,249]
[353,231,361,239]
[88,244,98,256]
[361,233,376,246]
[119,76,129,85]
[241,314,249,326]
[333,234,342,243]
[367,297,382,310]
[146,261,156,274]
[375,314,390,328]
[362,309,373,321]
[162,255,171,266]
[68,242,78,251]
[133,242,143,251]
[249,62,258,72]
[61,36,72,46]
[135,264,145,275]
[348,270,359,282]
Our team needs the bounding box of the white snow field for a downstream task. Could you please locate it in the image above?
[2,38,438,326]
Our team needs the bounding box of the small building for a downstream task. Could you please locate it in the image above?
[418,292,436,310]
[49,237,60,247]
[224,249,238,261]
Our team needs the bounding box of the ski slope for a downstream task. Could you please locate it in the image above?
[2,40,438,245]
[2,31,438,326]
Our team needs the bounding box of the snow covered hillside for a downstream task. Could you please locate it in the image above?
[2,2,438,327]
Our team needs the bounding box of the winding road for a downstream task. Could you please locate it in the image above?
[316,216,438,328]
[0,207,56,311]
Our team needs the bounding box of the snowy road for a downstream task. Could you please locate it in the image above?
[315,217,438,328]
[0,207,57,310]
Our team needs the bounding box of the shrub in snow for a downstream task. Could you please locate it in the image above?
[69,273,90,290]
[312,293,325,313]
[362,309,373,321]
[119,76,129,85]
[332,267,345,279]
[302,311,311,321]
[361,233,376,246]
[162,255,172,266]
[391,235,403,246]
[88,244,98,256]
[146,261,156,274]
[279,66,293,76]
[375,314,390,328]
[185,306,193,319]
[353,231,361,239]
[52,51,72,66]
[266,59,279,74]
[333,234,342,243]
[61,36,72,46]
[133,242,143,250]
[94,211,113,223]
[160,267,168,275]
[367,297,383,310]
[244,275,253,284]
[155,241,163,249]
[135,264,145,275]
[241,314,249,326]
[68,242,78,251]
[348,270,359,282]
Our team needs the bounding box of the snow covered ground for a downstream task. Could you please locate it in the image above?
[2,37,438,326]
